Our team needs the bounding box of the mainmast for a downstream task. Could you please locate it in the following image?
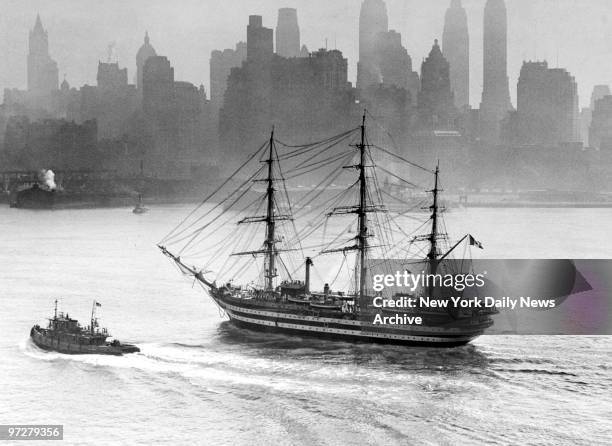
[357,113,368,302]
[264,128,277,291]
[322,112,384,303]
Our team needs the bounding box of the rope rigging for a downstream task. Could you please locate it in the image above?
[160,119,472,293]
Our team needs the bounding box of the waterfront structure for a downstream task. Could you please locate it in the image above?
[443,0,469,109]
[515,61,579,146]
[3,117,97,170]
[357,0,388,90]
[276,8,300,58]
[418,40,455,129]
[480,0,512,141]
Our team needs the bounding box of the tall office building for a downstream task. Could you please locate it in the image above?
[480,0,512,140]
[27,14,59,97]
[516,61,579,146]
[418,40,455,128]
[210,42,247,110]
[357,0,388,90]
[276,8,300,58]
[136,32,157,94]
[247,15,274,63]
[443,0,469,109]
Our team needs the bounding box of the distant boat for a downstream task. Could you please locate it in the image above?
[133,193,149,214]
[10,183,54,209]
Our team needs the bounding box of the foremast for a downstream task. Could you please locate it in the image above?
[158,127,291,293]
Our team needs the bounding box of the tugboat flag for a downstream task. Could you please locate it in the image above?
[469,235,484,249]
[95,301,102,307]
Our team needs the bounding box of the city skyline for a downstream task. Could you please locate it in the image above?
[0,0,611,108]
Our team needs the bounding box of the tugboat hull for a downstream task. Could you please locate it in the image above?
[30,326,139,355]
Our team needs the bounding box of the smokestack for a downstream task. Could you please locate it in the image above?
[305,257,313,294]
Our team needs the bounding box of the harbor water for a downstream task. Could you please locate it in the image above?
[1,205,611,445]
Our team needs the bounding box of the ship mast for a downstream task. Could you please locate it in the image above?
[322,112,384,303]
[90,300,97,334]
[264,128,277,291]
[427,163,440,274]
[356,112,368,302]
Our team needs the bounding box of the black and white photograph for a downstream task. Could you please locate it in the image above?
[1,1,611,444]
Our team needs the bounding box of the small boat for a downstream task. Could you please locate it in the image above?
[309,302,342,310]
[287,296,311,305]
[30,300,140,355]
[133,193,149,214]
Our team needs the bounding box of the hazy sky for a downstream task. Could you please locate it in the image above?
[1,0,611,108]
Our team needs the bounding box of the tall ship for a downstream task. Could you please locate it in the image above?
[160,115,496,346]
[30,300,140,355]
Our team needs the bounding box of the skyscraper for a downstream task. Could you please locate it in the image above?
[136,32,157,94]
[516,61,579,146]
[247,16,273,63]
[373,30,420,104]
[276,8,300,58]
[357,0,388,90]
[480,0,512,139]
[418,40,455,128]
[210,42,247,110]
[443,0,469,109]
[27,14,59,97]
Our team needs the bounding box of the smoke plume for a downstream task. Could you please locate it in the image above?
[39,169,57,190]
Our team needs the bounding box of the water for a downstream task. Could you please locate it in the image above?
[1,206,611,445]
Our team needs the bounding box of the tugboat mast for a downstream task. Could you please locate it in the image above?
[264,128,277,291]
[90,300,98,334]
[54,299,58,319]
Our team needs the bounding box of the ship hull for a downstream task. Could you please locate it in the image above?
[228,318,473,347]
[30,326,139,355]
[213,295,489,347]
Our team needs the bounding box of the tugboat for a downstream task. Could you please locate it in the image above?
[30,300,140,355]
[132,193,149,214]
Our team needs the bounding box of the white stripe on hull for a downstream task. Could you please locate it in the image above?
[218,301,486,336]
[215,299,480,343]
[226,311,475,344]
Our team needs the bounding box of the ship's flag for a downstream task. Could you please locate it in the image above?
[95,301,102,307]
[469,235,484,249]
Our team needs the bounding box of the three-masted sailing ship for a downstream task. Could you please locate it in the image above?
[159,114,495,347]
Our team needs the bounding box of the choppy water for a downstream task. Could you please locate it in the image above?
[1,206,611,445]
